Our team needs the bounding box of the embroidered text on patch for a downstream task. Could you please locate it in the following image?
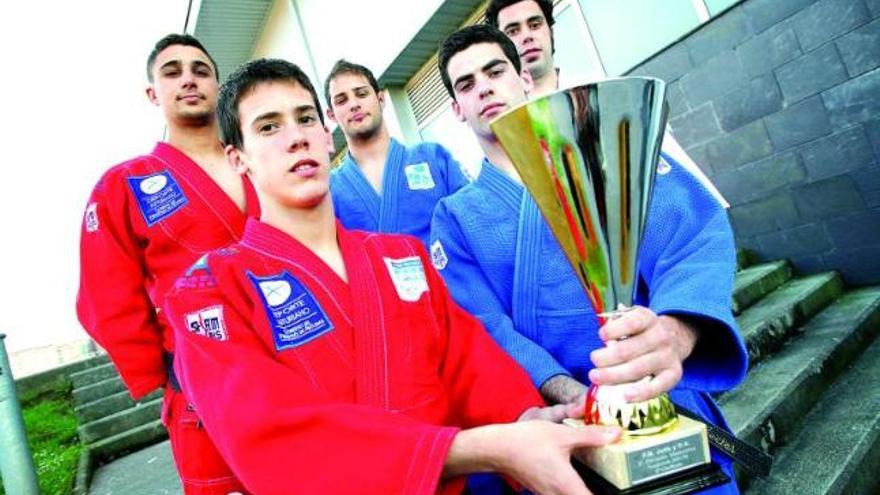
[185,306,228,341]
[247,271,334,351]
[384,257,429,302]
[126,170,189,226]
[430,240,448,270]
[85,203,100,232]
[404,163,436,190]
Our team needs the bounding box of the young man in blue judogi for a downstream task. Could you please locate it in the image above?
[326,60,470,247]
[431,24,748,494]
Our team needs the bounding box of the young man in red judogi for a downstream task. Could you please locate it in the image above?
[163,58,621,495]
[76,34,254,494]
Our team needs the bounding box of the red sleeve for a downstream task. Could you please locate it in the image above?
[165,261,460,495]
[76,170,165,398]
[415,240,545,428]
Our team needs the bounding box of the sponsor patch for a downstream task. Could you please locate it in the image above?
[657,157,672,175]
[185,306,228,341]
[126,171,189,226]
[384,256,429,302]
[248,271,334,351]
[404,162,436,190]
[84,203,99,232]
[430,240,448,270]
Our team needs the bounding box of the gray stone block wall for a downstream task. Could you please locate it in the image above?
[628,0,880,285]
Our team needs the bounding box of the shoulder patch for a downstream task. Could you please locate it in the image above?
[657,156,672,175]
[185,305,228,341]
[404,162,436,190]
[430,240,448,270]
[384,256,429,302]
[84,203,100,232]
[126,170,189,226]
[247,271,334,351]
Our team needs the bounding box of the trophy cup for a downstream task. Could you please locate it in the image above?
[490,78,727,494]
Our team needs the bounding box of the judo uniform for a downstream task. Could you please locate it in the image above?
[163,219,543,495]
[77,142,258,494]
[330,138,469,247]
[430,153,749,494]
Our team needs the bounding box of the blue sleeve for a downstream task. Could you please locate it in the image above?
[430,199,569,389]
[640,162,748,392]
[430,143,470,193]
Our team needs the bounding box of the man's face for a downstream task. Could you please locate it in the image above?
[447,42,531,140]
[228,81,334,210]
[326,72,385,141]
[496,0,554,80]
[147,45,218,124]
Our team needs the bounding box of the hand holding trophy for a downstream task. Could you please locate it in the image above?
[490,78,728,494]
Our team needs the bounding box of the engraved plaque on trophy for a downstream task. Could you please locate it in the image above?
[490,78,727,494]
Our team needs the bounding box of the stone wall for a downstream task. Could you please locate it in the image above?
[629,0,880,285]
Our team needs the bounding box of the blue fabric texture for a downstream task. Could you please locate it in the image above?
[330,138,469,247]
[431,153,748,494]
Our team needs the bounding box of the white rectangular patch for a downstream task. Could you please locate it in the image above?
[85,203,99,232]
[404,163,436,190]
[430,240,448,270]
[185,305,228,341]
[384,256,429,302]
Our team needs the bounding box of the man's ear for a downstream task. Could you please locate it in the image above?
[326,107,338,124]
[451,100,465,123]
[146,86,159,106]
[377,90,386,110]
[225,144,249,176]
[520,68,535,96]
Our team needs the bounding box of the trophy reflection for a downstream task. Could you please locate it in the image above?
[490,78,726,494]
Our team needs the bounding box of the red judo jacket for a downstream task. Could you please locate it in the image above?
[164,219,544,495]
[77,142,259,399]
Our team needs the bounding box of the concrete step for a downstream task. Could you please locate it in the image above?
[719,288,880,465]
[745,313,880,495]
[733,261,793,315]
[89,419,169,463]
[70,362,119,389]
[737,272,843,366]
[737,249,758,271]
[73,375,127,407]
[78,397,163,444]
[74,389,164,424]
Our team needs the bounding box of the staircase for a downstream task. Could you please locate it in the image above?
[65,250,880,493]
[69,357,166,462]
[721,251,880,494]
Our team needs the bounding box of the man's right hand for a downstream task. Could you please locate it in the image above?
[444,421,620,495]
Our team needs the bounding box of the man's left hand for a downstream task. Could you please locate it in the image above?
[587,307,698,403]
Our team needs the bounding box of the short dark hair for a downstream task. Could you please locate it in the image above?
[217,58,325,150]
[485,0,555,30]
[146,33,219,82]
[323,59,381,107]
[438,24,522,98]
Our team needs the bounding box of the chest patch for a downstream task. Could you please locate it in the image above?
[126,170,189,226]
[248,271,334,351]
[384,256,429,302]
[430,240,448,270]
[404,162,436,190]
[185,306,228,341]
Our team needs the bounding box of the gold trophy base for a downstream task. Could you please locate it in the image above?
[565,415,727,494]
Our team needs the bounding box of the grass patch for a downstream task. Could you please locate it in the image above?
[1,382,81,495]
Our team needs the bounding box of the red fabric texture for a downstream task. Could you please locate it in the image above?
[164,220,543,495]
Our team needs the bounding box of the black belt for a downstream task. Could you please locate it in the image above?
[675,403,772,478]
[162,352,182,393]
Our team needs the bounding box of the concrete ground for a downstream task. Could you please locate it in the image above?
[89,441,181,495]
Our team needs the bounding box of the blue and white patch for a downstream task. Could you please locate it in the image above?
[126,171,189,226]
[185,305,228,341]
[430,240,448,270]
[384,257,429,302]
[657,157,672,175]
[404,162,436,190]
[247,271,334,351]
[84,203,99,233]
